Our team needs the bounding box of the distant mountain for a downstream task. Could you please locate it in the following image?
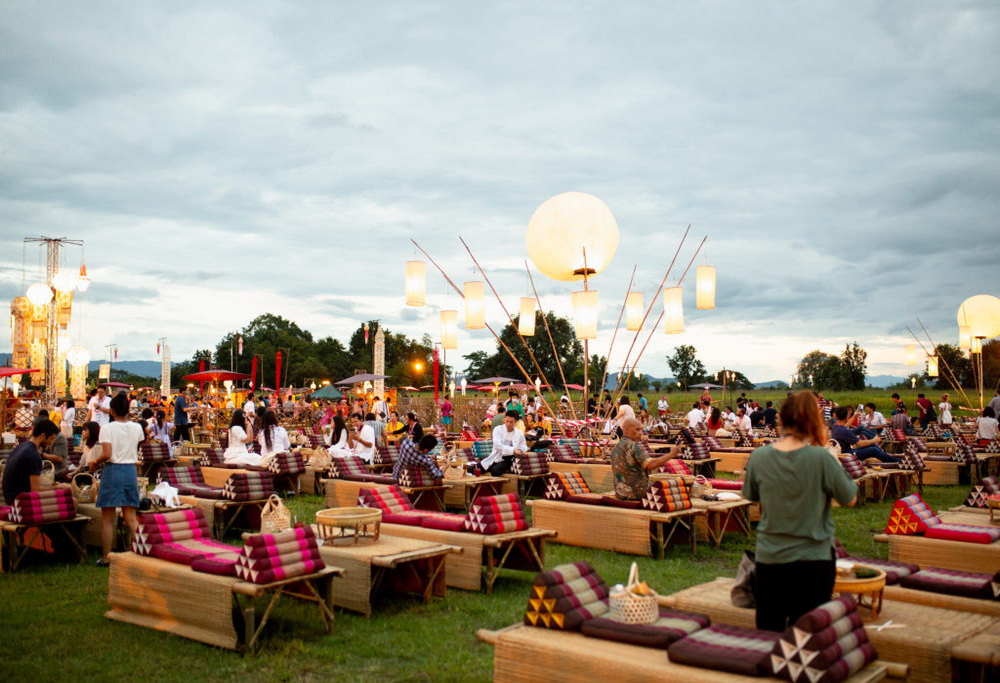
[754,380,790,389]
[865,375,906,389]
[1,354,169,379]
[605,372,676,390]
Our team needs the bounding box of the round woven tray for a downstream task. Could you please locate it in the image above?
[833,564,886,594]
[986,497,1000,510]
[315,507,382,545]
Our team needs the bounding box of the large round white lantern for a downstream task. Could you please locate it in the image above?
[526,192,619,281]
[66,345,91,368]
[957,295,1000,340]
[52,270,77,293]
[26,282,53,306]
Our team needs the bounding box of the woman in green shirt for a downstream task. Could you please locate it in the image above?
[742,391,858,632]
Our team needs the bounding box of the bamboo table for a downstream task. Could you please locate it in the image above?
[834,565,887,621]
[442,475,506,511]
[0,515,89,572]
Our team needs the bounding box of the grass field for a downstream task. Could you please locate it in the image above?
[0,480,971,681]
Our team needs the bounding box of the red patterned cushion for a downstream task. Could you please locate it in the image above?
[464,493,528,534]
[838,454,867,479]
[10,488,77,524]
[419,513,467,532]
[642,479,692,512]
[900,567,999,600]
[884,494,940,535]
[140,441,172,463]
[668,624,780,676]
[658,459,692,476]
[357,485,413,513]
[925,523,1000,544]
[683,443,711,461]
[190,555,240,577]
[544,471,590,499]
[332,455,371,478]
[512,451,549,476]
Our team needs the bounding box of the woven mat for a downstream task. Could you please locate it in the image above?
[105,551,239,649]
[879,533,1000,575]
[661,577,997,683]
[938,509,997,526]
[528,499,653,556]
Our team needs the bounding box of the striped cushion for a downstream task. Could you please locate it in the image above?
[221,471,275,501]
[398,462,441,488]
[140,441,172,463]
[472,440,493,459]
[703,436,723,450]
[236,525,325,585]
[544,471,591,499]
[658,459,692,476]
[954,440,978,464]
[642,479,692,512]
[924,523,1000,544]
[512,451,549,476]
[267,450,306,475]
[668,623,780,676]
[357,485,413,513]
[331,455,371,478]
[965,477,1000,508]
[900,567,1000,600]
[198,448,225,466]
[838,454,867,480]
[677,428,697,445]
[884,493,940,535]
[547,444,581,463]
[132,508,211,554]
[683,443,711,461]
[464,493,528,534]
[581,608,710,648]
[9,488,77,524]
[524,561,609,631]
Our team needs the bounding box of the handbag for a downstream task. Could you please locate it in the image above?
[608,562,659,624]
[260,494,291,533]
[731,550,757,608]
[71,472,100,504]
[40,460,55,487]
[826,439,842,457]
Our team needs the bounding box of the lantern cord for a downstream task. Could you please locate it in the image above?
[459,236,561,414]
[612,235,706,409]
[910,321,975,411]
[598,265,637,399]
[410,239,548,410]
[526,262,577,420]
[611,226,693,404]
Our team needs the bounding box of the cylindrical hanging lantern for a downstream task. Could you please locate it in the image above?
[56,289,73,326]
[696,265,716,310]
[518,297,536,336]
[69,364,87,401]
[972,338,983,353]
[405,261,426,306]
[26,282,53,306]
[30,340,46,384]
[959,325,972,350]
[625,292,644,331]
[440,310,458,349]
[663,287,684,334]
[927,356,939,378]
[464,281,485,329]
[905,344,917,366]
[572,290,599,340]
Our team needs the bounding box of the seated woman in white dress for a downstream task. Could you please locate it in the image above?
[149,410,174,455]
[257,409,291,467]
[327,415,352,458]
[223,409,260,466]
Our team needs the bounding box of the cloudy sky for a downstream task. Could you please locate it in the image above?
[2,1,998,385]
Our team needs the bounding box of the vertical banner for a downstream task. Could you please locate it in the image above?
[275,350,283,396]
[250,356,258,391]
[160,343,171,399]
[432,347,440,404]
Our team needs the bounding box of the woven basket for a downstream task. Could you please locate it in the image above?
[137,476,149,498]
[71,472,100,504]
[305,447,330,470]
[40,461,55,487]
[315,506,381,545]
[260,494,292,533]
[608,562,659,624]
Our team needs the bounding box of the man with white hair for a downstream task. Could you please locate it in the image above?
[609,418,678,500]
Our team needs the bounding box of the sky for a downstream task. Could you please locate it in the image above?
[2,1,999,385]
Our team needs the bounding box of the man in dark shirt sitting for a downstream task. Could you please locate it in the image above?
[392,435,443,481]
[762,401,778,428]
[2,419,60,503]
[831,406,898,463]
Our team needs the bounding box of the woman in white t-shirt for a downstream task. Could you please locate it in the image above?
[976,407,998,445]
[938,394,953,428]
[257,410,290,465]
[223,409,260,466]
[91,394,142,567]
[61,399,76,440]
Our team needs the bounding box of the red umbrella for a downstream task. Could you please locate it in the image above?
[399,386,419,392]
[0,368,41,379]
[183,369,252,383]
[99,381,132,389]
[563,383,586,391]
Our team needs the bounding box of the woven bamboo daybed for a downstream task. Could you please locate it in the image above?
[548,461,614,492]
[874,508,1000,575]
[528,498,705,557]
[376,522,554,593]
[324,478,446,511]
[105,552,344,652]
[476,624,892,682]
[315,533,459,617]
[659,577,997,683]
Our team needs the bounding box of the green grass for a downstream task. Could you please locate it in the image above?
[0,484,970,680]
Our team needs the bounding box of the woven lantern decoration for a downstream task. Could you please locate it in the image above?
[56,289,73,326]
[11,295,31,318]
[30,340,46,384]
[905,344,917,366]
[663,287,684,334]
[69,364,87,401]
[440,310,458,350]
[526,192,619,281]
[927,355,939,378]
[625,291,644,331]
[696,265,716,310]
[518,297,536,336]
[572,290,599,340]
[405,261,426,306]
[959,325,972,350]
[464,281,485,329]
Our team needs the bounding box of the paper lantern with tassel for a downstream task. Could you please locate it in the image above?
[30,341,46,384]
[663,287,684,334]
[625,292,644,331]
[76,264,91,292]
[696,265,716,310]
[405,261,426,306]
[440,310,458,350]
[69,364,87,401]
[905,344,917,366]
[927,356,939,378]
[56,290,73,326]
[464,281,485,329]
[518,297,536,336]
[572,290,599,340]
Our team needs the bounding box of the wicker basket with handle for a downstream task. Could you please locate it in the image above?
[71,472,100,504]
[39,460,55,487]
[608,562,659,624]
[260,494,292,533]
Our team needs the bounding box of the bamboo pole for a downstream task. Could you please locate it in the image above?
[599,266,637,399]
[912,319,976,411]
[526,263,578,421]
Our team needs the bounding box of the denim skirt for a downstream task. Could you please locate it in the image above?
[96,463,140,508]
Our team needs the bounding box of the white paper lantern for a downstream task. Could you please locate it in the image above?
[440,310,458,349]
[66,345,91,368]
[957,295,1000,340]
[464,281,485,329]
[959,325,971,350]
[405,261,426,306]
[662,287,684,334]
[526,192,619,281]
[75,264,91,292]
[572,290,599,340]
[696,265,716,310]
[52,270,77,293]
[26,282,53,306]
[905,344,917,366]
[625,292,644,331]
[927,356,939,378]
[518,297,536,336]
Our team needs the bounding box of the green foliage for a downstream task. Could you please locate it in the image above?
[464,312,584,385]
[839,342,867,390]
[794,342,868,391]
[666,345,705,390]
